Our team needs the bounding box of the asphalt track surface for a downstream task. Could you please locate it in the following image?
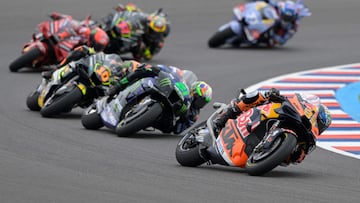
[1,0,360,202]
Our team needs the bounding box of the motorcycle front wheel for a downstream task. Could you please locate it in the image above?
[115,101,163,137]
[26,91,41,111]
[81,106,104,130]
[40,86,83,117]
[208,27,236,48]
[175,121,207,167]
[245,132,297,176]
[9,47,42,72]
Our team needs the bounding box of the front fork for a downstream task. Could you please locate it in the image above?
[196,128,229,166]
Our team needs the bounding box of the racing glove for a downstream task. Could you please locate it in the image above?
[264,88,284,102]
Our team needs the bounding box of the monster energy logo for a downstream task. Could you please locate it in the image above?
[159,78,171,87]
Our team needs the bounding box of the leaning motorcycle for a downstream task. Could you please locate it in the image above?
[26,53,121,117]
[176,93,323,176]
[81,71,190,137]
[101,12,144,58]
[9,14,92,72]
[101,5,170,61]
[208,1,279,48]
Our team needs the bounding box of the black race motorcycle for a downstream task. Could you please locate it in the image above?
[81,70,191,136]
[26,52,121,117]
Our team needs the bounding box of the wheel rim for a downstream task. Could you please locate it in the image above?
[182,136,197,151]
[249,137,283,163]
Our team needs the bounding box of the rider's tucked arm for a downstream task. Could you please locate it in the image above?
[59,45,95,67]
[273,23,298,45]
[213,88,280,130]
[109,65,162,95]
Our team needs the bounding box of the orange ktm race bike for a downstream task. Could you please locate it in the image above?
[26,52,121,117]
[9,14,93,72]
[176,93,323,176]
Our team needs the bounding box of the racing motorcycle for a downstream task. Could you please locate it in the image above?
[100,3,169,61]
[101,13,144,58]
[9,14,93,72]
[208,1,279,48]
[176,92,323,176]
[81,70,190,137]
[26,53,121,117]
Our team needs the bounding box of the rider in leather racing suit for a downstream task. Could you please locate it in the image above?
[42,45,121,82]
[49,12,109,52]
[248,0,310,46]
[100,3,170,61]
[213,88,332,164]
[40,12,110,78]
[108,60,213,134]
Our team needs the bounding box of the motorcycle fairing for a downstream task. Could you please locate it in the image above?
[38,67,68,107]
[231,2,278,43]
[100,78,153,128]
[286,94,320,137]
[54,38,81,63]
[244,2,277,42]
[216,102,283,167]
[22,41,48,67]
[101,99,121,128]
[216,120,248,167]
[23,17,81,67]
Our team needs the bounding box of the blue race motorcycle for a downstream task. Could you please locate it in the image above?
[81,70,191,137]
[208,1,278,48]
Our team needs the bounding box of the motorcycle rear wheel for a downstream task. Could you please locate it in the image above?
[26,91,41,111]
[208,27,235,48]
[9,47,42,72]
[175,121,207,167]
[115,101,162,137]
[245,132,297,176]
[40,86,83,117]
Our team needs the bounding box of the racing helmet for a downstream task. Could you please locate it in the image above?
[88,27,110,52]
[317,104,332,135]
[190,81,213,109]
[278,1,298,23]
[147,14,167,36]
